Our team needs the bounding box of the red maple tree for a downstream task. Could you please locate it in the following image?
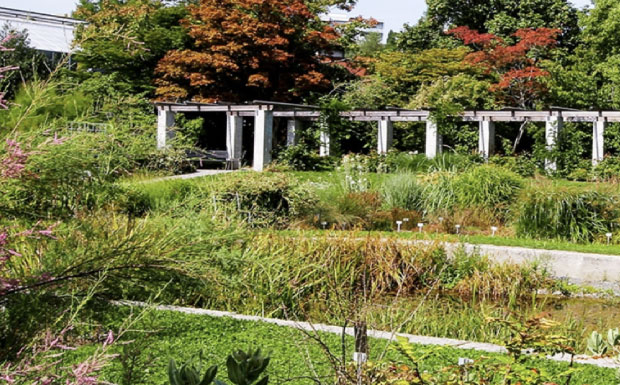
[448,26,560,109]
[155,0,340,103]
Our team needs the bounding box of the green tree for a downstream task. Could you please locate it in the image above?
[397,0,579,52]
[349,32,384,58]
[0,25,50,101]
[73,0,190,94]
[343,47,484,109]
[571,0,620,109]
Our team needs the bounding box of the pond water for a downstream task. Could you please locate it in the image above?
[349,293,620,351]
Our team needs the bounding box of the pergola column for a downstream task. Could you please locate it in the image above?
[227,114,243,170]
[377,118,394,154]
[478,120,495,160]
[157,107,176,149]
[545,116,563,172]
[253,110,273,172]
[425,120,442,158]
[593,120,606,166]
[319,122,330,157]
[286,119,301,147]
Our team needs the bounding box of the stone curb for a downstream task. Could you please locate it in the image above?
[112,300,620,369]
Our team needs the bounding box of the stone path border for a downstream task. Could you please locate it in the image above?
[114,300,620,369]
[157,169,234,181]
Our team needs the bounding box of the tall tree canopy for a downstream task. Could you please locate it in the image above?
[154,0,341,103]
[397,0,579,52]
[73,0,190,93]
[449,26,560,108]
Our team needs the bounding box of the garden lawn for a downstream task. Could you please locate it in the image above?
[72,305,617,385]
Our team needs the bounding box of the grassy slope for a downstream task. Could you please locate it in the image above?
[74,306,616,385]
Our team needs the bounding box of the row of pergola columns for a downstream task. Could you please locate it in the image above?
[157,105,610,172]
[319,117,607,170]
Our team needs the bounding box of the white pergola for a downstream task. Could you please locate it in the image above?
[156,102,619,172]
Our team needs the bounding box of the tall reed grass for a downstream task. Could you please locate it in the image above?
[381,165,523,222]
[515,184,620,242]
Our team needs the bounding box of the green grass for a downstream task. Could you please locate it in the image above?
[71,305,618,385]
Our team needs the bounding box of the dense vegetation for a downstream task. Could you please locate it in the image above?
[4,0,620,384]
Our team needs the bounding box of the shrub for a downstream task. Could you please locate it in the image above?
[594,156,620,181]
[488,154,537,178]
[135,172,318,227]
[275,143,334,171]
[209,172,318,225]
[515,185,620,242]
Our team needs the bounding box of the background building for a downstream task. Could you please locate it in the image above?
[0,7,83,60]
[319,13,384,59]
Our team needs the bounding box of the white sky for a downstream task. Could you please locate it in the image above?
[0,0,594,38]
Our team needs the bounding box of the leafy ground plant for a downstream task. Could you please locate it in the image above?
[169,349,269,385]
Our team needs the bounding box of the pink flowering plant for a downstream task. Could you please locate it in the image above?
[0,35,123,384]
[0,222,120,384]
[0,223,57,297]
[0,34,19,109]
[0,325,117,385]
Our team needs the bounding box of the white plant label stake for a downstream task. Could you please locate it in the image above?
[418,223,424,233]
[491,226,498,237]
[607,232,613,245]
[396,221,403,232]
[455,224,461,235]
[321,221,328,230]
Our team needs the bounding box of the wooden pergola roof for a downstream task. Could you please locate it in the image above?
[154,102,620,122]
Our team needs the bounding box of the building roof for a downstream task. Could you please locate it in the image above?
[0,7,85,54]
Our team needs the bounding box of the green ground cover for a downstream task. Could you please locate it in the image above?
[73,305,619,385]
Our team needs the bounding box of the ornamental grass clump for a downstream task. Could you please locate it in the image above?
[452,164,524,219]
[380,173,424,211]
[515,184,620,242]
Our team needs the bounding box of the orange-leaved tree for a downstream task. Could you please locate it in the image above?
[448,26,560,109]
[154,0,340,103]
[448,26,560,150]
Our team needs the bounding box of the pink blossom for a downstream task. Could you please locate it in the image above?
[1,139,30,179]
[103,331,114,347]
[52,133,69,145]
[0,34,18,108]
